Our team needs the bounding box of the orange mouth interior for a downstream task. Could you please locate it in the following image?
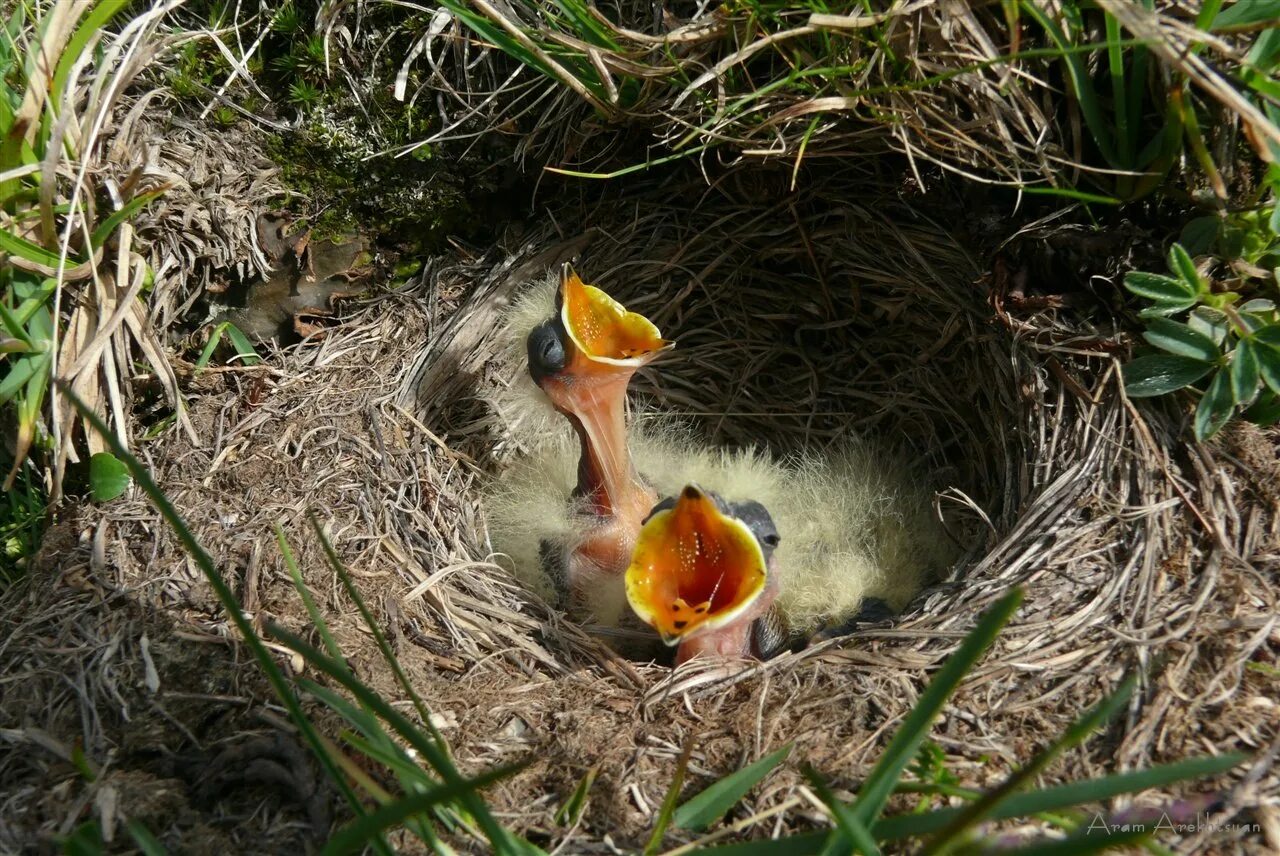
[560,269,671,366]
[625,486,768,645]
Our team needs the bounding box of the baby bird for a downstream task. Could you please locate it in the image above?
[485,273,953,659]
[501,268,671,626]
[626,485,785,663]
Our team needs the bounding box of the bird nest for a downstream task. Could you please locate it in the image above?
[3,169,1278,851]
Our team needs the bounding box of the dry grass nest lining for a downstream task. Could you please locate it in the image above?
[5,178,1279,850]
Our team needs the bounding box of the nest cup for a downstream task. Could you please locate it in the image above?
[408,180,1027,644]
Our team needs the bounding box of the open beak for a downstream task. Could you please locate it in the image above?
[558,268,671,368]
[543,269,671,515]
[625,485,769,646]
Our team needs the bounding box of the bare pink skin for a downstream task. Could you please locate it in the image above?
[538,359,656,623]
[674,562,780,664]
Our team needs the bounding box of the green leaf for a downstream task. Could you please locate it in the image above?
[1122,355,1213,398]
[850,590,1023,827]
[1187,307,1229,345]
[1221,225,1247,259]
[1168,243,1203,292]
[1137,298,1198,318]
[89,451,130,501]
[646,740,692,854]
[125,820,169,856]
[804,768,880,856]
[1123,271,1195,303]
[699,754,1248,855]
[222,322,262,366]
[0,225,74,268]
[920,676,1138,855]
[1212,0,1280,29]
[674,744,793,831]
[555,766,599,827]
[52,1,129,114]
[89,188,164,248]
[1142,318,1219,361]
[1195,370,1235,441]
[321,761,531,856]
[1244,390,1280,426]
[62,821,104,856]
[1179,216,1220,256]
[1231,339,1260,404]
[1256,341,1280,394]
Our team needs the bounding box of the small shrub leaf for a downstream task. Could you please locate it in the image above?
[1188,307,1229,345]
[89,452,131,502]
[1138,298,1198,318]
[1168,243,1203,292]
[1123,271,1195,303]
[1122,355,1213,398]
[1195,370,1235,440]
[674,744,793,831]
[1244,391,1280,426]
[1142,318,1219,361]
[1231,340,1261,404]
[1254,326,1280,348]
[1257,343,1280,394]
[1178,216,1220,255]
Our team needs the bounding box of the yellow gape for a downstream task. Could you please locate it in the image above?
[560,270,670,364]
[625,485,768,646]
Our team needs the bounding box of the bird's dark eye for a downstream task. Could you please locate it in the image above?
[731,499,779,552]
[527,319,567,383]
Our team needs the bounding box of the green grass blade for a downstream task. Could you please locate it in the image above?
[921,676,1138,855]
[850,589,1023,826]
[9,277,56,327]
[125,819,168,856]
[194,322,227,369]
[804,766,880,856]
[51,0,129,115]
[0,350,48,406]
[0,295,33,345]
[268,619,536,855]
[700,753,1245,855]
[645,737,693,854]
[321,761,530,856]
[555,765,599,827]
[1104,13,1130,166]
[1020,4,1118,167]
[221,322,262,366]
[0,223,75,267]
[675,743,793,831]
[873,752,1248,842]
[306,515,441,745]
[58,385,393,856]
[90,189,164,248]
[276,524,344,662]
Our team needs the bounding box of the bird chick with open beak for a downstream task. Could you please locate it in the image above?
[524,268,672,625]
[625,485,791,663]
